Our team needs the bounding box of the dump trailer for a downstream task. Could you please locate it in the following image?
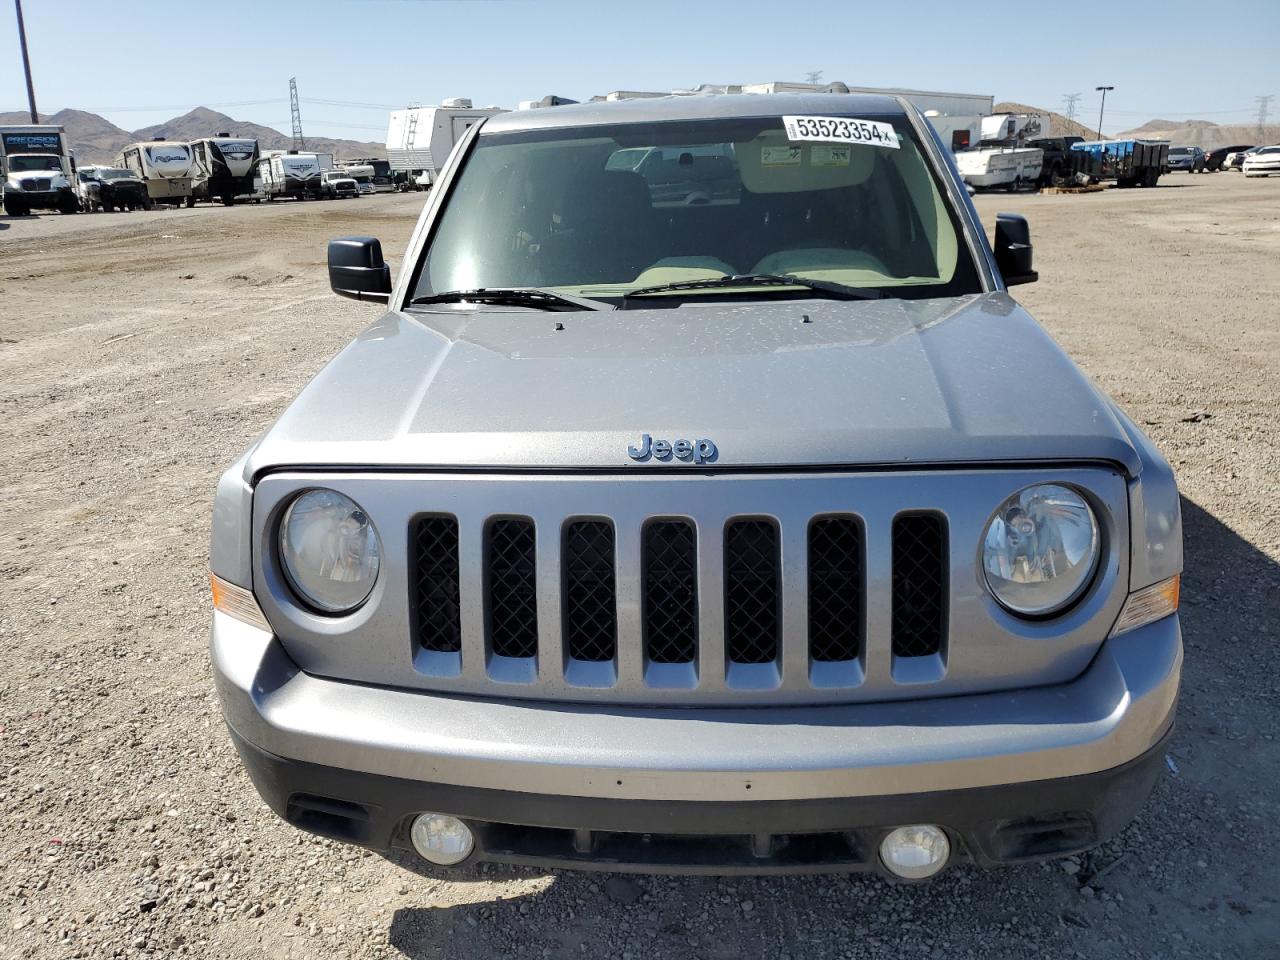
[1068,140,1169,188]
[1,124,78,215]
[386,99,507,190]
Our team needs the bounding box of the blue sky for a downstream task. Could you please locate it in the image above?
[4,0,1278,140]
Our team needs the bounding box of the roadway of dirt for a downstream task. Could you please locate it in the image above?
[1,174,1278,959]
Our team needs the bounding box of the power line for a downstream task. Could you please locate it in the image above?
[303,97,402,110]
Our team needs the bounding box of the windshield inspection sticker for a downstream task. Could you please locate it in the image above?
[783,116,900,150]
[761,145,802,166]
[810,144,851,167]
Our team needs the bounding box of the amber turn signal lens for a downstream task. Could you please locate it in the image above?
[211,573,272,632]
[1110,575,1180,637]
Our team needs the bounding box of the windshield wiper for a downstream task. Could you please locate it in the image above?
[621,274,887,306]
[410,288,608,312]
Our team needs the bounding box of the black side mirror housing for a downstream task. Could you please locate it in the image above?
[328,236,392,303]
[994,213,1037,286]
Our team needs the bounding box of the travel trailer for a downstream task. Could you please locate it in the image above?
[258,151,334,200]
[117,140,195,205]
[189,135,260,205]
[953,114,1048,191]
[386,99,507,189]
[343,157,397,192]
[340,163,376,195]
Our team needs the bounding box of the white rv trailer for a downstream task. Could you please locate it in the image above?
[341,162,376,195]
[257,150,334,201]
[189,135,260,205]
[386,98,507,189]
[116,140,194,205]
[953,113,1050,191]
[953,146,1045,190]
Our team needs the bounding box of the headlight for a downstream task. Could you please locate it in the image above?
[279,489,380,613]
[982,483,1099,617]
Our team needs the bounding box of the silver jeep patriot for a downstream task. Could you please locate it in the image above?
[211,94,1183,879]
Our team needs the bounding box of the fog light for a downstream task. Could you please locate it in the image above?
[409,813,474,866]
[879,825,950,879]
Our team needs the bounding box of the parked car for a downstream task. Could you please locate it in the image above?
[1166,146,1206,172]
[1242,145,1280,177]
[320,170,359,199]
[1224,146,1258,170]
[212,93,1183,882]
[76,165,149,212]
[1205,144,1254,172]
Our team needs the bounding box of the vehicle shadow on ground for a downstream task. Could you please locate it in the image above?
[381,495,1280,959]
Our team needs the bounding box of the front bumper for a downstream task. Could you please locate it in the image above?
[213,612,1180,871]
[8,188,68,208]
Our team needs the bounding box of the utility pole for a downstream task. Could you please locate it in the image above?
[289,77,305,150]
[1257,95,1274,143]
[1063,92,1082,124]
[14,0,39,123]
[1095,85,1114,139]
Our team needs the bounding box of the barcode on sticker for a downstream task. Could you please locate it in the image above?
[783,116,899,150]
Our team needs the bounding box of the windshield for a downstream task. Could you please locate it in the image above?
[1169,148,1191,156]
[11,155,61,172]
[98,168,134,180]
[412,115,980,303]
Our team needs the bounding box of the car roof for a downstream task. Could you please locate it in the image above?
[482,93,911,135]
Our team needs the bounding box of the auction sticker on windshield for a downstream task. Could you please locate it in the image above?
[782,116,900,150]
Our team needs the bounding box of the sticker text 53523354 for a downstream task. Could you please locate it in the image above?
[782,116,900,150]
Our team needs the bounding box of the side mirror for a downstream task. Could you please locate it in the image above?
[994,213,1038,286]
[328,236,392,304]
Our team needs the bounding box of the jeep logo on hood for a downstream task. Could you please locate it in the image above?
[627,434,717,464]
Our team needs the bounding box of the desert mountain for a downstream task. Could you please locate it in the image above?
[131,107,384,160]
[1113,118,1280,150]
[0,106,383,162]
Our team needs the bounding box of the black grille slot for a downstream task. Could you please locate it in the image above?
[892,513,947,658]
[724,520,780,664]
[643,520,698,664]
[411,516,461,653]
[808,516,865,662]
[563,521,617,662]
[487,519,538,659]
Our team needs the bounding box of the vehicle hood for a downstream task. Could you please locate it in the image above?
[245,293,1142,477]
[9,171,68,188]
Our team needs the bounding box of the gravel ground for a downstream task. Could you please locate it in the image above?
[1,174,1278,960]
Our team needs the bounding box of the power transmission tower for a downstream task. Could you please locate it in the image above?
[289,77,306,150]
[1257,95,1274,142]
[1063,93,1082,123]
[804,70,823,85]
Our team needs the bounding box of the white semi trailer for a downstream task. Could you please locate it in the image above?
[386,99,507,190]
[117,140,195,206]
[1,124,79,216]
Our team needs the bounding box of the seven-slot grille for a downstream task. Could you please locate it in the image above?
[410,511,949,682]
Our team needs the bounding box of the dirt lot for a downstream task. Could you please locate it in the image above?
[1,173,1278,960]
